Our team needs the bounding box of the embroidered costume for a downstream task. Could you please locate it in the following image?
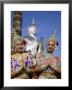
[11,55,29,79]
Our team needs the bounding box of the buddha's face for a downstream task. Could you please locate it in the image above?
[28,26,37,35]
[47,40,55,53]
[15,40,25,53]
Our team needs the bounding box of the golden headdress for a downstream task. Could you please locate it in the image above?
[47,29,58,49]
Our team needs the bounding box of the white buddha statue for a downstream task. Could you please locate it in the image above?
[25,18,41,57]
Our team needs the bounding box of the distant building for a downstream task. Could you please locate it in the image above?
[11,11,22,54]
[11,11,22,40]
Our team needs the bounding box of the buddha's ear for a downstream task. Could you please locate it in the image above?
[28,27,31,34]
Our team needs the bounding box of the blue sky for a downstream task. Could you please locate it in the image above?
[11,11,61,57]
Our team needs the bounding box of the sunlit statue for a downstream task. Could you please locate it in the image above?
[25,17,41,57]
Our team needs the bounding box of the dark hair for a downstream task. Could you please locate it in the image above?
[22,39,26,45]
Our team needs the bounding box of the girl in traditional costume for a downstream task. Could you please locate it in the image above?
[38,30,61,79]
[11,36,37,79]
[11,36,30,79]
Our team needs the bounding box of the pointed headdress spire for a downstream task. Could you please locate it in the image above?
[48,28,58,49]
[31,17,36,26]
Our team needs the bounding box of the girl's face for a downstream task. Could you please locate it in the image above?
[47,40,55,53]
[15,40,25,53]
